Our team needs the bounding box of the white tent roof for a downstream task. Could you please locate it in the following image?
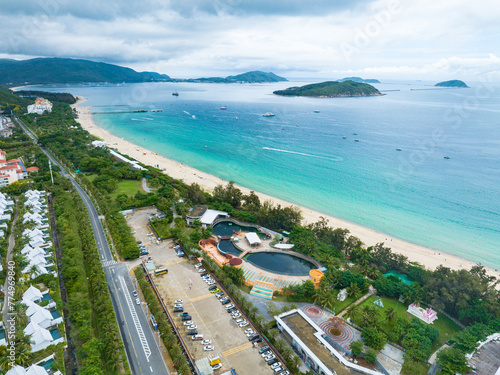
[245,232,261,245]
[274,244,294,250]
[200,210,228,225]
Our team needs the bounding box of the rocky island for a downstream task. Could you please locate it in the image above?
[273,80,382,97]
[183,71,288,83]
[435,80,469,88]
[338,76,380,83]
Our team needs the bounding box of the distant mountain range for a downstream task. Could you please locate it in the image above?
[0,58,171,85]
[338,77,380,83]
[180,71,288,83]
[273,81,382,98]
[435,80,469,88]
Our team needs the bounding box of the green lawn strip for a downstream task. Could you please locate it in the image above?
[110,179,144,198]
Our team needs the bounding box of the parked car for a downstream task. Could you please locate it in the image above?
[239,321,249,328]
[225,304,235,310]
[215,292,224,298]
[261,350,272,358]
[201,339,212,345]
[175,299,183,304]
[235,318,245,324]
[207,281,216,286]
[211,364,222,370]
[197,268,206,273]
[208,285,218,291]
[204,345,215,351]
[273,366,284,374]
[187,330,198,335]
[252,336,262,343]
[183,321,193,326]
[180,312,189,317]
[187,324,197,330]
[232,313,241,319]
[220,299,230,305]
[268,359,279,366]
[195,263,203,268]
[271,362,282,370]
[174,304,183,308]
[210,288,220,294]
[192,334,204,341]
[181,315,192,321]
[132,290,138,297]
[258,346,270,354]
[248,334,259,341]
[200,272,208,277]
[245,328,254,335]
[227,308,237,314]
[279,371,290,375]
[135,298,141,305]
[173,307,183,313]
[265,355,276,362]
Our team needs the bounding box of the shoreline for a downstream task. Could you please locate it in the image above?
[71,96,500,280]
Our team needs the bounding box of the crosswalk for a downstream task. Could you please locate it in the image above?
[102,259,117,267]
[222,342,253,357]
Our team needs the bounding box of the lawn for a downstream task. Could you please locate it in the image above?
[110,179,144,198]
[354,295,462,348]
[334,294,358,315]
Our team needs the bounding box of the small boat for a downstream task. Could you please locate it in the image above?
[342,136,347,139]
[172,91,179,96]
[220,106,227,110]
[151,109,163,112]
[396,148,402,151]
[353,132,357,135]
[313,110,320,113]
[354,139,360,142]
[263,112,275,117]
[444,156,451,159]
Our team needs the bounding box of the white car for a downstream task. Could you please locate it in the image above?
[195,263,203,268]
[225,304,235,310]
[132,290,138,297]
[198,268,206,273]
[201,339,212,345]
[183,321,193,326]
[238,321,249,328]
[271,362,282,370]
[207,281,215,286]
[204,345,215,351]
[211,363,222,370]
[244,328,254,335]
[264,354,276,361]
[261,351,272,358]
[187,324,197,330]
[135,298,141,305]
[232,313,241,319]
[175,299,183,304]
[174,304,183,308]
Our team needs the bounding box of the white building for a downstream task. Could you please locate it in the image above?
[27,98,52,115]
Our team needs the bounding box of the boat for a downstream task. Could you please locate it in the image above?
[313,110,320,113]
[354,139,360,142]
[353,132,358,135]
[396,148,402,151]
[262,112,275,117]
[220,106,227,110]
[342,136,347,139]
[151,109,163,112]
[444,156,451,159]
[172,92,179,96]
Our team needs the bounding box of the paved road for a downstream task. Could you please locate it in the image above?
[15,117,169,375]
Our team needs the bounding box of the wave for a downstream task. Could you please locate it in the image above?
[183,110,191,115]
[262,147,343,162]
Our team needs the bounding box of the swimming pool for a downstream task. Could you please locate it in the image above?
[246,252,317,275]
[50,328,62,340]
[212,221,260,237]
[217,239,242,256]
[383,270,414,285]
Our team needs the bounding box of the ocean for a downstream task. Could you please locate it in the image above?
[29,81,500,270]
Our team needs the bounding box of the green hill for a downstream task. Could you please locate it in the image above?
[186,70,287,83]
[0,58,171,85]
[338,77,380,83]
[0,85,30,112]
[273,81,382,97]
[435,80,469,88]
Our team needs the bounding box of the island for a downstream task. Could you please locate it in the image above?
[435,80,469,88]
[338,76,380,83]
[273,81,382,97]
[182,71,288,83]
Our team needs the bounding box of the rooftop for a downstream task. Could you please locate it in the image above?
[188,205,208,219]
[468,335,500,375]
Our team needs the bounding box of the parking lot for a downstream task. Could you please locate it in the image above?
[125,207,277,374]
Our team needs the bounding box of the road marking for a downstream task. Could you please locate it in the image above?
[164,259,188,266]
[190,293,213,303]
[102,260,118,267]
[222,342,253,357]
[119,276,152,361]
[150,366,153,372]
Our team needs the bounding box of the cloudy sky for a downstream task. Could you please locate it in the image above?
[0,0,499,80]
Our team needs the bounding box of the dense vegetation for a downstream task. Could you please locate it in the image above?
[0,84,30,112]
[17,90,77,104]
[338,77,380,83]
[186,70,287,83]
[0,58,170,85]
[273,81,382,97]
[435,80,468,88]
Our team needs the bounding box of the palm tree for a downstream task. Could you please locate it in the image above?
[385,306,397,324]
[290,354,301,369]
[345,304,359,321]
[282,345,295,361]
[274,338,286,351]
[347,283,361,298]
[289,302,299,310]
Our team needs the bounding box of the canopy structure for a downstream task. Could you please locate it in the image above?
[274,244,294,250]
[245,232,261,246]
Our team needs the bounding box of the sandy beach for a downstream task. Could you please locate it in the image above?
[72,97,500,279]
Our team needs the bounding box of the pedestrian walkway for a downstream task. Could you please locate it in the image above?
[250,285,273,300]
[102,259,117,267]
[223,342,253,357]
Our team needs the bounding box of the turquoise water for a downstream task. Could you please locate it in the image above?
[213,221,259,237]
[50,328,62,340]
[217,239,242,255]
[383,270,413,285]
[27,82,500,269]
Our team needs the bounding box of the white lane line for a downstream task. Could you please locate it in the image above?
[118,276,152,361]
[150,366,153,372]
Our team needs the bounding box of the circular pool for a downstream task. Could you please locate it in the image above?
[246,252,317,275]
[213,221,259,237]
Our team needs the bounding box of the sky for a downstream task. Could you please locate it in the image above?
[0,0,499,80]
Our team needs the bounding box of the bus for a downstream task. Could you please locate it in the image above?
[154,267,168,276]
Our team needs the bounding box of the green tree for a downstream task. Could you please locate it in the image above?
[350,340,363,358]
[361,327,387,351]
[364,348,378,363]
[385,307,397,324]
[437,347,470,375]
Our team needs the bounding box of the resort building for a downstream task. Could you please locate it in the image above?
[109,149,146,170]
[186,205,229,228]
[466,333,500,375]
[0,149,30,187]
[0,192,14,240]
[275,309,382,375]
[27,97,52,115]
[6,353,62,375]
[0,116,13,137]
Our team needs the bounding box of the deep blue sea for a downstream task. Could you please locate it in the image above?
[29,81,500,269]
